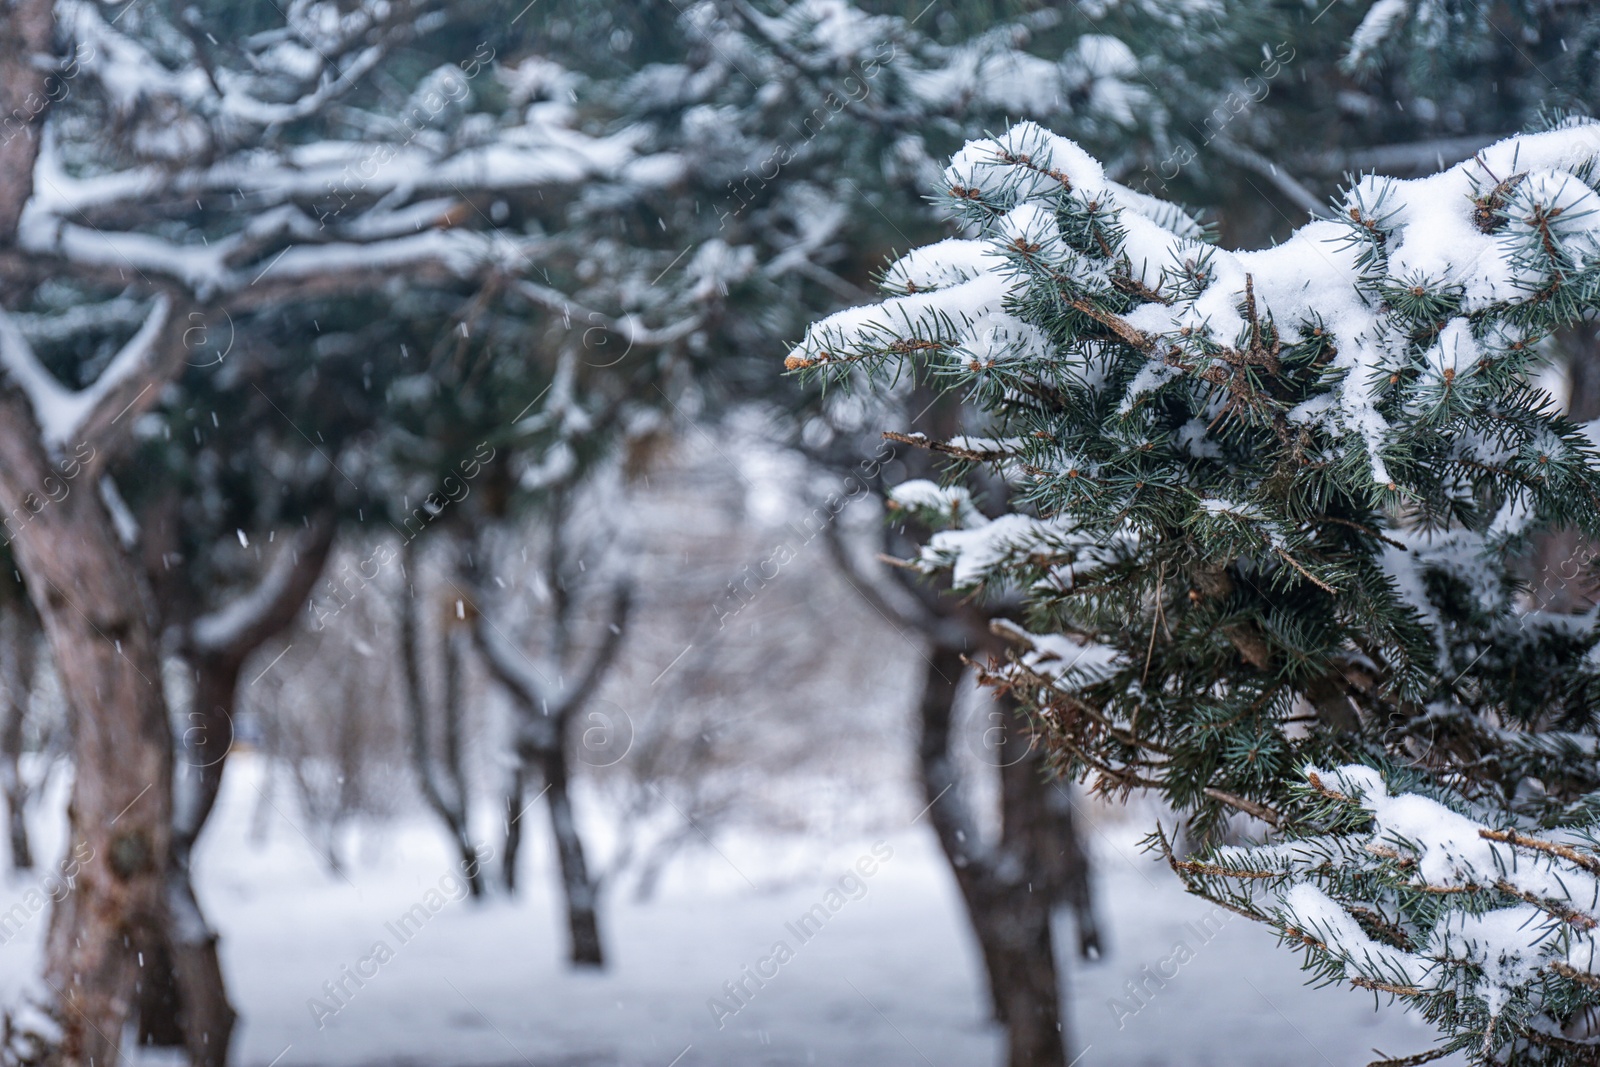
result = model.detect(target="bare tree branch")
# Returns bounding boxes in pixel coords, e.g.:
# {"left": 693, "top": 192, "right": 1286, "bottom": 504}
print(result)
{"left": 1209, "top": 135, "right": 1328, "bottom": 219}
{"left": 188, "top": 508, "right": 338, "bottom": 658}
{"left": 552, "top": 580, "right": 633, "bottom": 720}
{"left": 0, "top": 294, "right": 175, "bottom": 457}
{"left": 471, "top": 605, "right": 552, "bottom": 713}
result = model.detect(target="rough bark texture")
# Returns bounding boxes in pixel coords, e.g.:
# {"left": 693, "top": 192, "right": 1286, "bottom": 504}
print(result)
{"left": 0, "top": 403, "right": 175, "bottom": 1067}
{"left": 916, "top": 645, "right": 1069, "bottom": 1067}
{"left": 0, "top": 0, "right": 52, "bottom": 242}
{"left": 1, "top": 12, "right": 184, "bottom": 1059}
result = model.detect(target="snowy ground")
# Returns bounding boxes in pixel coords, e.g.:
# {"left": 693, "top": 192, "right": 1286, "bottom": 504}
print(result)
{"left": 0, "top": 755, "right": 1460, "bottom": 1067}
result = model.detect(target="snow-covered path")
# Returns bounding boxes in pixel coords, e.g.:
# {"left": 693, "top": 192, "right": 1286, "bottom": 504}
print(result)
{"left": 0, "top": 755, "right": 1456, "bottom": 1066}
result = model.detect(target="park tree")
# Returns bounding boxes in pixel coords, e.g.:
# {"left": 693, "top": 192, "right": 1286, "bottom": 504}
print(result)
{"left": 0, "top": 0, "right": 673, "bottom": 1060}
{"left": 787, "top": 115, "right": 1600, "bottom": 1064}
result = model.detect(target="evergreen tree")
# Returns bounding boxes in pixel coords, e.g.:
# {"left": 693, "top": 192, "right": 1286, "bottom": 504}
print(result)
{"left": 788, "top": 117, "right": 1600, "bottom": 1064}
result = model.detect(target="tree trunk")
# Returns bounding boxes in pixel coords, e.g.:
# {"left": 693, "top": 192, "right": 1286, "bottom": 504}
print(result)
{"left": 631, "top": 825, "right": 695, "bottom": 904}
{"left": 136, "top": 505, "right": 335, "bottom": 1064}
{"left": 915, "top": 645, "right": 1068, "bottom": 1067}
{"left": 1530, "top": 338, "right": 1600, "bottom": 611}
{"left": 1038, "top": 772, "right": 1101, "bottom": 960}
{"left": 0, "top": 426, "right": 175, "bottom": 1067}
{"left": 397, "top": 551, "right": 485, "bottom": 898}
{"left": 538, "top": 742, "right": 603, "bottom": 966}
{"left": 0, "top": 594, "right": 38, "bottom": 871}
{"left": 3, "top": 9, "right": 176, "bottom": 1058}
{"left": 995, "top": 697, "right": 1102, "bottom": 960}
{"left": 0, "top": 0, "right": 56, "bottom": 888}
{"left": 466, "top": 547, "right": 627, "bottom": 964}
{"left": 137, "top": 653, "right": 239, "bottom": 1065}
{"left": 966, "top": 881, "right": 1065, "bottom": 1065}
{"left": 0, "top": 0, "right": 51, "bottom": 241}
{"left": 502, "top": 763, "right": 526, "bottom": 894}
{"left": 162, "top": 873, "right": 234, "bottom": 1067}
{"left": 439, "top": 624, "right": 485, "bottom": 897}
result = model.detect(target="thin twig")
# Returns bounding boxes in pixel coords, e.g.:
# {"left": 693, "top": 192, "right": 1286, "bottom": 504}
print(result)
{"left": 1276, "top": 547, "right": 1338, "bottom": 594}
{"left": 1480, "top": 828, "right": 1600, "bottom": 877}
{"left": 1203, "top": 787, "right": 1282, "bottom": 827}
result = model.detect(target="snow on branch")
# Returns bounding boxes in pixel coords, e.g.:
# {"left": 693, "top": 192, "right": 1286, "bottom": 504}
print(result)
{"left": 787, "top": 118, "right": 1600, "bottom": 1063}
{"left": 514, "top": 280, "right": 704, "bottom": 351}
{"left": 1178, "top": 764, "right": 1600, "bottom": 1060}
{"left": 790, "top": 119, "right": 1600, "bottom": 518}
{"left": 472, "top": 614, "right": 554, "bottom": 714}
{"left": 19, "top": 9, "right": 684, "bottom": 310}
{"left": 61, "top": 0, "right": 421, "bottom": 131}
{"left": 0, "top": 294, "right": 169, "bottom": 449}
{"left": 190, "top": 511, "right": 338, "bottom": 656}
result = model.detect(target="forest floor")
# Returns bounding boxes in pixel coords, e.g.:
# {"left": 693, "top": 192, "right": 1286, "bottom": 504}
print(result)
{"left": 0, "top": 754, "right": 1459, "bottom": 1066}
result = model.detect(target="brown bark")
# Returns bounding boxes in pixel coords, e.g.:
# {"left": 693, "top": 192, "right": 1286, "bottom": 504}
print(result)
{"left": 138, "top": 508, "right": 336, "bottom": 1065}
{"left": 0, "top": 0, "right": 53, "bottom": 243}
{"left": 1, "top": 12, "right": 185, "bottom": 1059}
{"left": 916, "top": 644, "right": 1070, "bottom": 1067}
{"left": 0, "top": 400, "right": 175, "bottom": 1067}
{"left": 0, "top": 0, "right": 54, "bottom": 903}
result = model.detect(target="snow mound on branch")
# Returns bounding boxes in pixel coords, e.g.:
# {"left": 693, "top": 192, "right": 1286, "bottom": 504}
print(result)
{"left": 942, "top": 121, "right": 1107, "bottom": 206}
{"left": 881, "top": 239, "right": 995, "bottom": 292}
{"left": 887, "top": 479, "right": 983, "bottom": 528}
{"left": 1019, "top": 630, "right": 1121, "bottom": 687}
{"left": 1279, "top": 881, "right": 1432, "bottom": 991}
{"left": 1285, "top": 765, "right": 1600, "bottom": 1013}
{"left": 788, "top": 120, "right": 1600, "bottom": 493}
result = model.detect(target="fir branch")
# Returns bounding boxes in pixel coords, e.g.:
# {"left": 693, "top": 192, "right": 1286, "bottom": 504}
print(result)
{"left": 1367, "top": 1045, "right": 1455, "bottom": 1067}
{"left": 1068, "top": 299, "right": 1154, "bottom": 352}
{"left": 882, "top": 429, "right": 1011, "bottom": 462}
{"left": 790, "top": 118, "right": 1600, "bottom": 1065}
{"left": 1276, "top": 547, "right": 1340, "bottom": 594}
{"left": 1478, "top": 828, "right": 1600, "bottom": 878}
{"left": 1551, "top": 962, "right": 1600, "bottom": 990}
{"left": 1202, "top": 787, "right": 1283, "bottom": 826}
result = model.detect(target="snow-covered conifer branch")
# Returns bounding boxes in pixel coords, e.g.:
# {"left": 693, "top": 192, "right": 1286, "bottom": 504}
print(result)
{"left": 789, "top": 118, "right": 1600, "bottom": 1063}
{"left": 1176, "top": 764, "right": 1600, "bottom": 1063}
